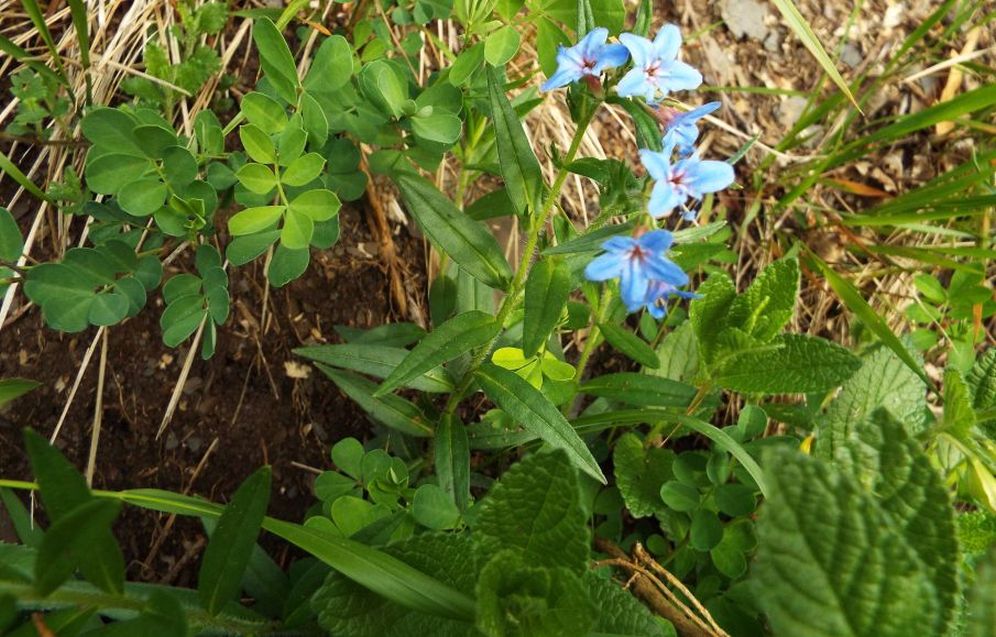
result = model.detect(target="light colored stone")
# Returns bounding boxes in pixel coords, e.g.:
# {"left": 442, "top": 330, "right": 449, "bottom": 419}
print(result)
{"left": 722, "top": 0, "right": 770, "bottom": 41}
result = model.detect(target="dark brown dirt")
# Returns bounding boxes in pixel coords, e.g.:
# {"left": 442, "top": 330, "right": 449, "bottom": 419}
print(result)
{"left": 0, "top": 201, "right": 427, "bottom": 586}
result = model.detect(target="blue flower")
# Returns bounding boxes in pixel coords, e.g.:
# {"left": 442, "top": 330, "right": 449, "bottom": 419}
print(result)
{"left": 584, "top": 230, "right": 688, "bottom": 312}
{"left": 659, "top": 101, "right": 721, "bottom": 155}
{"left": 541, "top": 28, "right": 630, "bottom": 91}
{"left": 616, "top": 25, "right": 703, "bottom": 103}
{"left": 641, "top": 279, "right": 699, "bottom": 319}
{"left": 640, "top": 147, "right": 735, "bottom": 219}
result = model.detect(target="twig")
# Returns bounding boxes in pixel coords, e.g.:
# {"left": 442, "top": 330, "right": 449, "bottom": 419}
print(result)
{"left": 85, "top": 328, "right": 109, "bottom": 486}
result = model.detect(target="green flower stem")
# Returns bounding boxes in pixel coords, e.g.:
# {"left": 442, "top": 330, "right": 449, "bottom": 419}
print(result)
{"left": 444, "top": 107, "right": 596, "bottom": 415}
{"left": 0, "top": 581, "right": 280, "bottom": 635}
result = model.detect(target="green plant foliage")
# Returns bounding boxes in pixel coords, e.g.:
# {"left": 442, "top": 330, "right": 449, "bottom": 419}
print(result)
{"left": 160, "top": 244, "right": 229, "bottom": 358}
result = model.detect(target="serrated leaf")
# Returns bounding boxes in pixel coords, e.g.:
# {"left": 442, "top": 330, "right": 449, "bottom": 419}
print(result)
{"left": 834, "top": 410, "right": 958, "bottom": 633}
{"left": 815, "top": 344, "right": 927, "bottom": 458}
{"left": 198, "top": 467, "right": 271, "bottom": 615}
{"left": 689, "top": 272, "right": 737, "bottom": 365}
{"left": 295, "top": 343, "right": 453, "bottom": 393}
{"left": 395, "top": 173, "right": 512, "bottom": 290}
{"left": 967, "top": 348, "right": 996, "bottom": 410}
{"left": 375, "top": 311, "right": 497, "bottom": 396}
{"left": 726, "top": 257, "right": 798, "bottom": 343}
{"left": 613, "top": 433, "right": 674, "bottom": 518}
{"left": 650, "top": 320, "right": 699, "bottom": 383}
{"left": 522, "top": 256, "right": 570, "bottom": 356}
{"left": 486, "top": 66, "right": 543, "bottom": 215}
{"left": 476, "top": 450, "right": 589, "bottom": 571}
{"left": 753, "top": 447, "right": 940, "bottom": 637}
{"left": 476, "top": 551, "right": 594, "bottom": 637}
{"left": 475, "top": 364, "right": 605, "bottom": 483}
{"left": 585, "top": 571, "right": 669, "bottom": 636}
{"left": 967, "top": 548, "right": 996, "bottom": 637}
{"left": 599, "top": 323, "right": 660, "bottom": 369}
{"left": 713, "top": 334, "right": 861, "bottom": 394}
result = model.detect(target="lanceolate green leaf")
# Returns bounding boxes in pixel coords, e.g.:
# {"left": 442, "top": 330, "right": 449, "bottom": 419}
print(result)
{"left": 316, "top": 366, "right": 432, "bottom": 437}
{"left": 806, "top": 250, "right": 929, "bottom": 385}
{"left": 522, "top": 256, "right": 570, "bottom": 356}
{"left": 198, "top": 467, "right": 272, "bottom": 615}
{"left": 598, "top": 323, "right": 660, "bottom": 369}
{"left": 754, "top": 448, "right": 940, "bottom": 637}
{"left": 375, "top": 311, "right": 497, "bottom": 397}
{"left": 435, "top": 414, "right": 471, "bottom": 512}
{"left": 475, "top": 363, "right": 605, "bottom": 483}
{"left": 395, "top": 173, "right": 513, "bottom": 290}
{"left": 60, "top": 487, "right": 477, "bottom": 622}
{"left": 34, "top": 499, "right": 123, "bottom": 596}
{"left": 0, "top": 378, "right": 39, "bottom": 407}
{"left": 486, "top": 66, "right": 544, "bottom": 215}
{"left": 580, "top": 373, "right": 696, "bottom": 408}
{"left": 295, "top": 344, "right": 453, "bottom": 393}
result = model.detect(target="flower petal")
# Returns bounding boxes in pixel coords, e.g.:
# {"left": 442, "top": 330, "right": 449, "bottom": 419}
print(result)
{"left": 639, "top": 149, "right": 671, "bottom": 181}
{"left": 619, "top": 33, "right": 654, "bottom": 67}
{"left": 601, "top": 235, "right": 636, "bottom": 252}
{"left": 596, "top": 43, "right": 630, "bottom": 71}
{"left": 584, "top": 252, "right": 625, "bottom": 281}
{"left": 644, "top": 255, "right": 689, "bottom": 286}
{"left": 660, "top": 60, "right": 703, "bottom": 93}
{"left": 578, "top": 27, "right": 609, "bottom": 59}
{"left": 647, "top": 180, "right": 685, "bottom": 218}
{"left": 682, "top": 101, "right": 722, "bottom": 121}
{"left": 541, "top": 65, "right": 581, "bottom": 91}
{"left": 637, "top": 229, "right": 674, "bottom": 252}
{"left": 615, "top": 68, "right": 650, "bottom": 98}
{"left": 653, "top": 24, "right": 682, "bottom": 61}
{"left": 685, "top": 159, "right": 735, "bottom": 195}
{"left": 620, "top": 260, "right": 650, "bottom": 310}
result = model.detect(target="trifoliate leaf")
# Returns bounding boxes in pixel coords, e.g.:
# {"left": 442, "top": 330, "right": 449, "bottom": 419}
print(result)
{"left": 475, "top": 450, "right": 589, "bottom": 573}
{"left": 754, "top": 447, "right": 940, "bottom": 637}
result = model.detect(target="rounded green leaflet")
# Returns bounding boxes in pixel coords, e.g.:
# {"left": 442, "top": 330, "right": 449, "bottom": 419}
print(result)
{"left": 194, "top": 110, "right": 224, "bottom": 155}
{"left": 239, "top": 124, "right": 276, "bottom": 164}
{"left": 240, "top": 91, "right": 288, "bottom": 134}
{"left": 0, "top": 208, "right": 23, "bottom": 261}
{"left": 331, "top": 438, "right": 365, "bottom": 479}
{"left": 117, "top": 178, "right": 168, "bottom": 216}
{"left": 410, "top": 112, "right": 462, "bottom": 145}
{"left": 289, "top": 189, "right": 340, "bottom": 222}
{"left": 162, "top": 146, "right": 198, "bottom": 188}
{"left": 281, "top": 208, "right": 314, "bottom": 250}
{"left": 161, "top": 294, "right": 209, "bottom": 347}
{"left": 235, "top": 163, "right": 277, "bottom": 194}
{"left": 690, "top": 509, "right": 724, "bottom": 551}
{"left": 251, "top": 18, "right": 299, "bottom": 104}
{"left": 411, "top": 484, "right": 460, "bottom": 530}
{"left": 660, "top": 481, "right": 699, "bottom": 513}
{"left": 277, "top": 120, "right": 308, "bottom": 166}
{"left": 303, "top": 35, "right": 353, "bottom": 92}
{"left": 84, "top": 154, "right": 150, "bottom": 194}
{"left": 228, "top": 205, "right": 285, "bottom": 236}
{"left": 484, "top": 26, "right": 520, "bottom": 66}
{"left": 268, "top": 244, "right": 309, "bottom": 288}
{"left": 88, "top": 290, "right": 131, "bottom": 326}
{"left": 281, "top": 152, "right": 326, "bottom": 187}
{"left": 80, "top": 107, "right": 143, "bottom": 156}
{"left": 114, "top": 276, "right": 148, "bottom": 316}
{"left": 300, "top": 91, "right": 329, "bottom": 147}
{"left": 714, "top": 483, "right": 756, "bottom": 517}
{"left": 133, "top": 124, "right": 178, "bottom": 158}
{"left": 226, "top": 230, "right": 281, "bottom": 266}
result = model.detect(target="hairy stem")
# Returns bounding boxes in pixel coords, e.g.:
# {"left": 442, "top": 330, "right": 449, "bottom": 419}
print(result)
{"left": 444, "top": 108, "right": 595, "bottom": 414}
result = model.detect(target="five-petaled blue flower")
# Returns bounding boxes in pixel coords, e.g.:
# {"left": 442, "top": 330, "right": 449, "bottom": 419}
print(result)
{"left": 640, "top": 146, "right": 735, "bottom": 219}
{"left": 641, "top": 279, "right": 700, "bottom": 319}
{"left": 584, "top": 230, "right": 689, "bottom": 313}
{"left": 659, "top": 101, "right": 721, "bottom": 155}
{"left": 616, "top": 25, "right": 702, "bottom": 103}
{"left": 541, "top": 28, "right": 630, "bottom": 92}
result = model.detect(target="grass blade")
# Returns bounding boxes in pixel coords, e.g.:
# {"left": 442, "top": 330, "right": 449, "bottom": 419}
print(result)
{"left": 0, "top": 147, "right": 52, "bottom": 203}
{"left": 66, "top": 0, "right": 92, "bottom": 103}
{"left": 18, "top": 0, "right": 70, "bottom": 88}
{"left": 769, "top": 0, "right": 859, "bottom": 110}
{"left": 675, "top": 415, "right": 768, "bottom": 497}
{"left": 804, "top": 248, "right": 929, "bottom": 386}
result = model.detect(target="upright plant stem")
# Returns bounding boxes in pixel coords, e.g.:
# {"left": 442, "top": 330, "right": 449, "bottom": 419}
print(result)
{"left": 444, "top": 108, "right": 595, "bottom": 414}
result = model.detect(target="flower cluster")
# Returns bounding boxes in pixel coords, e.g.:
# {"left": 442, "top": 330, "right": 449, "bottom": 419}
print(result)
{"left": 544, "top": 24, "right": 733, "bottom": 317}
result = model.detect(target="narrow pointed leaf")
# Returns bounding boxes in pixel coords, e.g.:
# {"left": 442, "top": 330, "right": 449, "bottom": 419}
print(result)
{"left": 486, "top": 66, "right": 544, "bottom": 215}
{"left": 522, "top": 257, "right": 570, "bottom": 356}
